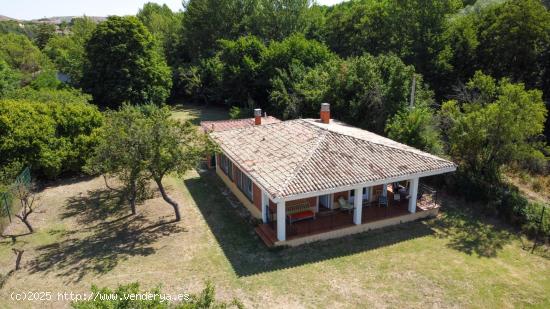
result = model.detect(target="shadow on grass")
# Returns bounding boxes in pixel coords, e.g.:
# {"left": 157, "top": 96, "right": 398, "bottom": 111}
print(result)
{"left": 62, "top": 188, "right": 128, "bottom": 225}
{"left": 427, "top": 197, "right": 515, "bottom": 258}
{"left": 28, "top": 191, "right": 184, "bottom": 283}
{"left": 185, "top": 171, "right": 435, "bottom": 277}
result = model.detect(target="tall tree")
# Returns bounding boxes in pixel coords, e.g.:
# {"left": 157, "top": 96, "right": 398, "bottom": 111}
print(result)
{"left": 44, "top": 17, "right": 96, "bottom": 87}
{"left": 34, "top": 23, "right": 56, "bottom": 49}
{"left": 82, "top": 16, "right": 172, "bottom": 107}
{"left": 0, "top": 59, "right": 20, "bottom": 96}
{"left": 139, "top": 105, "right": 209, "bottom": 222}
{"left": 180, "top": 0, "right": 256, "bottom": 61}
{"left": 87, "top": 106, "right": 150, "bottom": 215}
{"left": 137, "top": 3, "right": 183, "bottom": 67}
{"left": 440, "top": 71, "right": 548, "bottom": 181}
{"left": 0, "top": 33, "right": 55, "bottom": 87}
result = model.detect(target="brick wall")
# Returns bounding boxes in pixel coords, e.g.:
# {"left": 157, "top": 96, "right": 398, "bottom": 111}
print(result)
{"left": 287, "top": 197, "right": 317, "bottom": 209}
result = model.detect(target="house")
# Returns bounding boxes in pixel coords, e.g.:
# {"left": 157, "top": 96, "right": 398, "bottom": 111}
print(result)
{"left": 202, "top": 103, "right": 456, "bottom": 247}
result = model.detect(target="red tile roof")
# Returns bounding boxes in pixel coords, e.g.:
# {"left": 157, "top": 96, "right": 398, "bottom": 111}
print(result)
{"left": 210, "top": 119, "right": 456, "bottom": 199}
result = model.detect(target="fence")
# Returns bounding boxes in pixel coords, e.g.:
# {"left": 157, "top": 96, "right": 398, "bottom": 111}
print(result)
{"left": 0, "top": 167, "right": 31, "bottom": 233}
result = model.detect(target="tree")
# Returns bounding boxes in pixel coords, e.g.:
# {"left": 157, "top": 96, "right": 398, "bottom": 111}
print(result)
{"left": 217, "top": 36, "right": 267, "bottom": 105}
{"left": 139, "top": 105, "right": 209, "bottom": 222}
{"left": 86, "top": 106, "right": 150, "bottom": 215}
{"left": 275, "top": 53, "right": 433, "bottom": 133}
{"left": 180, "top": 0, "right": 256, "bottom": 61}
{"left": 248, "top": 0, "right": 316, "bottom": 41}
{"left": 11, "top": 182, "right": 38, "bottom": 234}
{"left": 0, "top": 59, "right": 20, "bottom": 96}
{"left": 440, "top": 71, "right": 548, "bottom": 181}
{"left": 0, "top": 93, "right": 103, "bottom": 178}
{"left": 82, "top": 16, "right": 172, "bottom": 107}
{"left": 438, "top": 0, "right": 550, "bottom": 100}
{"left": 0, "top": 33, "right": 55, "bottom": 86}
{"left": 385, "top": 105, "right": 443, "bottom": 154}
{"left": 324, "top": 0, "right": 462, "bottom": 89}
{"left": 34, "top": 23, "right": 56, "bottom": 49}
{"left": 137, "top": 3, "right": 183, "bottom": 67}
{"left": 44, "top": 17, "right": 96, "bottom": 87}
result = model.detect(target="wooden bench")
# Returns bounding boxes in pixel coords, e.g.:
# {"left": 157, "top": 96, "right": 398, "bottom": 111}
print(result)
{"left": 286, "top": 202, "right": 315, "bottom": 223}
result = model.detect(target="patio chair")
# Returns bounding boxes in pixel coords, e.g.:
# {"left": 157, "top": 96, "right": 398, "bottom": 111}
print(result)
{"left": 393, "top": 193, "right": 401, "bottom": 201}
{"left": 378, "top": 195, "right": 388, "bottom": 208}
{"left": 338, "top": 197, "right": 354, "bottom": 213}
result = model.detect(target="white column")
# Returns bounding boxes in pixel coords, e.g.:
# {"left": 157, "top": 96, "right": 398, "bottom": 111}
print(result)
{"left": 276, "top": 201, "right": 286, "bottom": 241}
{"left": 408, "top": 177, "right": 419, "bottom": 213}
{"left": 353, "top": 187, "right": 363, "bottom": 225}
{"left": 261, "top": 191, "right": 268, "bottom": 223}
{"left": 382, "top": 183, "right": 387, "bottom": 197}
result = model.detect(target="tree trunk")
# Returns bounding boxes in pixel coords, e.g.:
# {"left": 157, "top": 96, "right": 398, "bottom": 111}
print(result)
{"left": 15, "top": 214, "right": 33, "bottom": 233}
{"left": 12, "top": 249, "right": 24, "bottom": 270}
{"left": 154, "top": 178, "right": 181, "bottom": 221}
{"left": 128, "top": 181, "right": 137, "bottom": 215}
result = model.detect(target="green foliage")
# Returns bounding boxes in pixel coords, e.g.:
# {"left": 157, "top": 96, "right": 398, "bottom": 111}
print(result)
{"left": 218, "top": 36, "right": 267, "bottom": 105}
{"left": 0, "top": 33, "right": 55, "bottom": 86}
{"left": 71, "top": 282, "right": 242, "bottom": 309}
{"left": 0, "top": 92, "right": 103, "bottom": 178}
{"left": 82, "top": 16, "right": 172, "bottom": 107}
{"left": 441, "top": 72, "right": 548, "bottom": 181}
{"left": 33, "top": 23, "right": 56, "bottom": 49}
{"left": 273, "top": 53, "right": 432, "bottom": 133}
{"left": 324, "top": 0, "right": 463, "bottom": 88}
{"left": 248, "top": 0, "right": 318, "bottom": 41}
{"left": 86, "top": 105, "right": 151, "bottom": 214}
{"left": 88, "top": 104, "right": 209, "bottom": 220}
{"left": 440, "top": 0, "right": 550, "bottom": 97}
{"left": 229, "top": 106, "right": 244, "bottom": 119}
{"left": 0, "top": 59, "right": 20, "bottom": 96}
{"left": 137, "top": 2, "right": 183, "bottom": 67}
{"left": 386, "top": 105, "right": 443, "bottom": 154}
{"left": 181, "top": 0, "right": 256, "bottom": 60}
{"left": 176, "top": 57, "right": 224, "bottom": 103}
{"left": 3, "top": 87, "right": 91, "bottom": 104}
{"left": 44, "top": 17, "right": 96, "bottom": 87}
{"left": 522, "top": 202, "right": 550, "bottom": 239}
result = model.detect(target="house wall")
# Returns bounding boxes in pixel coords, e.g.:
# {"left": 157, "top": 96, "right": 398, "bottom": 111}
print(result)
{"left": 215, "top": 159, "right": 262, "bottom": 219}
{"left": 287, "top": 196, "right": 317, "bottom": 210}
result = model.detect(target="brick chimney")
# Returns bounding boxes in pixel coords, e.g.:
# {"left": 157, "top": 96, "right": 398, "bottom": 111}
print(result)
{"left": 254, "top": 108, "right": 262, "bottom": 125}
{"left": 320, "top": 103, "right": 330, "bottom": 124}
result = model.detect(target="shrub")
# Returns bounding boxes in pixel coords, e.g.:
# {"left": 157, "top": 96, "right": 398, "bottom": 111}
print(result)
{"left": 71, "top": 282, "right": 242, "bottom": 309}
{"left": 522, "top": 202, "right": 550, "bottom": 240}
{"left": 0, "top": 95, "right": 103, "bottom": 178}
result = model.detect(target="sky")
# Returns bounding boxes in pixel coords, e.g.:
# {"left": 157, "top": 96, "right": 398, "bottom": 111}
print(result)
{"left": 1, "top": 0, "right": 346, "bottom": 20}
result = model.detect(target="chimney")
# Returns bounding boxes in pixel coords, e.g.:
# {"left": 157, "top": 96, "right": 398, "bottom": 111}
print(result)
{"left": 254, "top": 108, "right": 262, "bottom": 125}
{"left": 320, "top": 103, "right": 330, "bottom": 124}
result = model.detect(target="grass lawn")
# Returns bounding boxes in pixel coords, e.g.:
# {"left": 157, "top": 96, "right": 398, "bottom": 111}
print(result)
{"left": 0, "top": 103, "right": 549, "bottom": 308}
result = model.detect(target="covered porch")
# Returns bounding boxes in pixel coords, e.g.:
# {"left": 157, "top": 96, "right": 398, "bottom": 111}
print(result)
{"left": 255, "top": 180, "right": 439, "bottom": 247}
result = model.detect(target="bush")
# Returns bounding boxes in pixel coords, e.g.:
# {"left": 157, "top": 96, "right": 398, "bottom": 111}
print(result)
{"left": 71, "top": 282, "right": 242, "bottom": 309}
{"left": 522, "top": 202, "right": 550, "bottom": 240}
{"left": 0, "top": 94, "right": 103, "bottom": 178}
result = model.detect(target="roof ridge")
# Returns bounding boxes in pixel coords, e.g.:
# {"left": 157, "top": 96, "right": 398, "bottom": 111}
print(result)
{"left": 275, "top": 121, "right": 328, "bottom": 198}
{"left": 303, "top": 119, "right": 453, "bottom": 165}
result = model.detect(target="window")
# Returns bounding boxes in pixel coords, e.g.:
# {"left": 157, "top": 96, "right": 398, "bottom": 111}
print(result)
{"left": 236, "top": 168, "right": 253, "bottom": 202}
{"left": 220, "top": 154, "right": 233, "bottom": 179}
